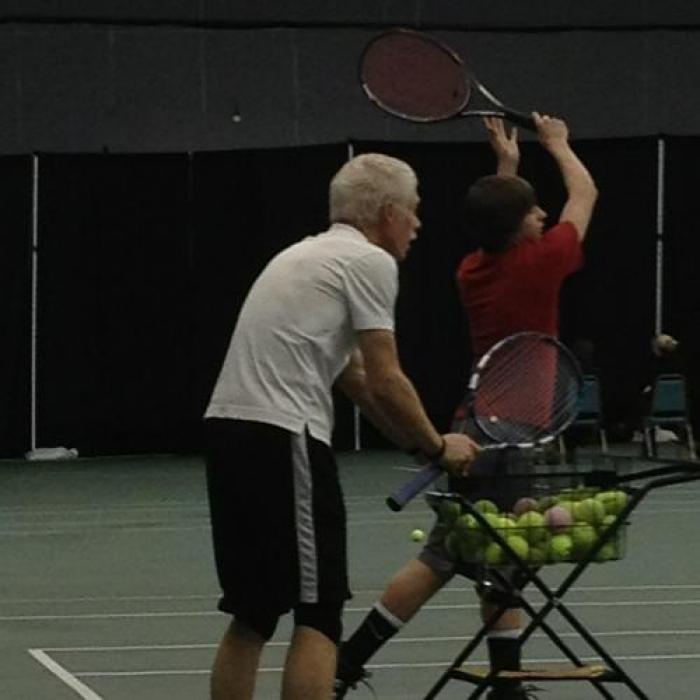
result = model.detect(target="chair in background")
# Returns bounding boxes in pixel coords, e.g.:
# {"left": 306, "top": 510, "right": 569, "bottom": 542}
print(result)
{"left": 642, "top": 373, "right": 697, "bottom": 460}
{"left": 559, "top": 374, "right": 608, "bottom": 459}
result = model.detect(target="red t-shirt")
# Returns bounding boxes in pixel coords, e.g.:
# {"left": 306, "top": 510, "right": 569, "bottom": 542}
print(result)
{"left": 456, "top": 221, "right": 582, "bottom": 358}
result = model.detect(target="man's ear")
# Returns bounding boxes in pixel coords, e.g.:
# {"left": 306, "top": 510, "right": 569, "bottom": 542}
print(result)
{"left": 382, "top": 201, "right": 397, "bottom": 223}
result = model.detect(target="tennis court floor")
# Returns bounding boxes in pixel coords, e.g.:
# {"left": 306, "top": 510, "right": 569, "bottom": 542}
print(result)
{"left": 2, "top": 448, "right": 700, "bottom": 699}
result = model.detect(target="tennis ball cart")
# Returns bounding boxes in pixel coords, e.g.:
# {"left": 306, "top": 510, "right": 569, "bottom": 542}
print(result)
{"left": 420, "top": 455, "right": 700, "bottom": 700}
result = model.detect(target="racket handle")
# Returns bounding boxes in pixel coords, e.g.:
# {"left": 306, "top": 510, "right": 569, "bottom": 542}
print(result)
{"left": 386, "top": 464, "right": 443, "bottom": 512}
{"left": 503, "top": 108, "right": 536, "bottom": 131}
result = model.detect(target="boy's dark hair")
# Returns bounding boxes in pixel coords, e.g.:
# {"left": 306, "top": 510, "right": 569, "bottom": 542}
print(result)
{"left": 466, "top": 175, "right": 537, "bottom": 254}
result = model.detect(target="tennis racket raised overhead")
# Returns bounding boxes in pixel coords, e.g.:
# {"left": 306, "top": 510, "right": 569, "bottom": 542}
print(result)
{"left": 360, "top": 28, "right": 535, "bottom": 130}
{"left": 386, "top": 332, "right": 582, "bottom": 511}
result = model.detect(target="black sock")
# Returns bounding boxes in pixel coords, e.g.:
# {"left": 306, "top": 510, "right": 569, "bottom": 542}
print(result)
{"left": 487, "top": 635, "right": 521, "bottom": 689}
{"left": 337, "top": 604, "right": 402, "bottom": 681}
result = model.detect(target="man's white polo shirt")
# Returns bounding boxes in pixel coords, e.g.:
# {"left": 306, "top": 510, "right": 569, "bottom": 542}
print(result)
{"left": 205, "top": 223, "right": 397, "bottom": 446}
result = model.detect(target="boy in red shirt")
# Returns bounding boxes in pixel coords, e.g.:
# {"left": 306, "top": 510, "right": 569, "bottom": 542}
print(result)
{"left": 335, "top": 114, "right": 597, "bottom": 700}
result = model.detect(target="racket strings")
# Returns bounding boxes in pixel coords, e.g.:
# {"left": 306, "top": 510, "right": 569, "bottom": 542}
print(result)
{"left": 361, "top": 32, "right": 468, "bottom": 120}
{"left": 474, "top": 337, "right": 579, "bottom": 444}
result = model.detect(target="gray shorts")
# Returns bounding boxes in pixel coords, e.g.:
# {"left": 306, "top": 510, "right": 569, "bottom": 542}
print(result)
{"left": 418, "top": 446, "right": 534, "bottom": 592}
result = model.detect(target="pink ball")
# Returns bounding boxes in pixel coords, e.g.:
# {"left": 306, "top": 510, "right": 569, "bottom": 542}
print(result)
{"left": 513, "top": 497, "right": 538, "bottom": 517}
{"left": 545, "top": 505, "right": 573, "bottom": 531}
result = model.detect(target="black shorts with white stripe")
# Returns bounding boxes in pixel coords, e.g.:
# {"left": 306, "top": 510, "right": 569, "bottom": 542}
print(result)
{"left": 204, "top": 418, "right": 351, "bottom": 621}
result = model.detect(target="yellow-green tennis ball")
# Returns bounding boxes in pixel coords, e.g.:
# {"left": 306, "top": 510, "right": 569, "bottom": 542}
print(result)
{"left": 505, "top": 535, "right": 529, "bottom": 561}
{"left": 481, "top": 512, "right": 502, "bottom": 533}
{"left": 411, "top": 528, "right": 426, "bottom": 543}
{"left": 455, "top": 513, "right": 477, "bottom": 536}
{"left": 438, "top": 500, "right": 462, "bottom": 526}
{"left": 596, "top": 541, "right": 618, "bottom": 562}
{"left": 572, "top": 498, "right": 606, "bottom": 526}
{"left": 516, "top": 510, "right": 547, "bottom": 544}
{"left": 571, "top": 523, "right": 598, "bottom": 556}
{"left": 474, "top": 499, "right": 499, "bottom": 515}
{"left": 484, "top": 542, "right": 504, "bottom": 565}
{"left": 455, "top": 514, "right": 487, "bottom": 549}
{"left": 528, "top": 545, "right": 549, "bottom": 565}
{"left": 537, "top": 495, "right": 558, "bottom": 512}
{"left": 598, "top": 513, "right": 618, "bottom": 533}
{"left": 497, "top": 516, "right": 518, "bottom": 535}
{"left": 549, "top": 534, "right": 573, "bottom": 562}
{"left": 557, "top": 500, "right": 576, "bottom": 516}
{"left": 595, "top": 490, "right": 628, "bottom": 516}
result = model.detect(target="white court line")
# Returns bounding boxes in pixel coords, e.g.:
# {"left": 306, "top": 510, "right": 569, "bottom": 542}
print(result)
{"left": 69, "top": 652, "right": 700, "bottom": 677}
{"left": 3, "top": 582, "right": 700, "bottom": 605}
{"left": 28, "top": 649, "right": 103, "bottom": 699}
{"left": 0, "top": 524, "right": 210, "bottom": 537}
{"left": 39, "top": 628, "right": 700, "bottom": 652}
{"left": 3, "top": 506, "right": 700, "bottom": 536}
{"left": 6, "top": 598, "right": 700, "bottom": 621}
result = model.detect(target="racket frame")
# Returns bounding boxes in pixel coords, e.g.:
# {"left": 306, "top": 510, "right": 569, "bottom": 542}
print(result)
{"left": 359, "top": 28, "right": 536, "bottom": 130}
{"left": 386, "top": 332, "right": 583, "bottom": 511}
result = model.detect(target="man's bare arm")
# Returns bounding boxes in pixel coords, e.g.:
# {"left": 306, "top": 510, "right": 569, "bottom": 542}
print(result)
{"left": 343, "top": 329, "right": 479, "bottom": 475}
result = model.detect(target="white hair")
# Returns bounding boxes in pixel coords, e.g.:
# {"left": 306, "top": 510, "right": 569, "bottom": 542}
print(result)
{"left": 329, "top": 153, "right": 418, "bottom": 229}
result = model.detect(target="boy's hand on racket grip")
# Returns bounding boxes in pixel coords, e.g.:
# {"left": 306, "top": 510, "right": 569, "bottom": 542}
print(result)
{"left": 533, "top": 112, "right": 569, "bottom": 146}
{"left": 438, "top": 433, "right": 481, "bottom": 477}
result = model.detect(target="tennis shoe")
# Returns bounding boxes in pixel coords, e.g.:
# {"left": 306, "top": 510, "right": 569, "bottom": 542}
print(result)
{"left": 332, "top": 671, "right": 377, "bottom": 700}
{"left": 486, "top": 683, "right": 541, "bottom": 699}
{"left": 332, "top": 665, "right": 374, "bottom": 699}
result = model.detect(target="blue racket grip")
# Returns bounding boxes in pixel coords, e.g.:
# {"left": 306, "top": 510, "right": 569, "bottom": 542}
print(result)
{"left": 386, "top": 464, "right": 443, "bottom": 511}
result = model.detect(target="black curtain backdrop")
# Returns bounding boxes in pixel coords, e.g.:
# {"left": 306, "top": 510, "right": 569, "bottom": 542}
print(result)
{"left": 0, "top": 156, "right": 31, "bottom": 457}
{"left": 558, "top": 139, "right": 658, "bottom": 436}
{"left": 664, "top": 137, "right": 700, "bottom": 429}
{"left": 0, "top": 138, "right": 695, "bottom": 457}
{"left": 189, "top": 145, "right": 355, "bottom": 448}
{"left": 354, "top": 138, "right": 659, "bottom": 444}
{"left": 353, "top": 140, "right": 494, "bottom": 446}
{"left": 36, "top": 154, "right": 193, "bottom": 454}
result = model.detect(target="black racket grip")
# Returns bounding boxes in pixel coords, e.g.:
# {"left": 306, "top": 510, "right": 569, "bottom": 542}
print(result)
{"left": 386, "top": 464, "right": 443, "bottom": 511}
{"left": 503, "top": 108, "right": 536, "bottom": 131}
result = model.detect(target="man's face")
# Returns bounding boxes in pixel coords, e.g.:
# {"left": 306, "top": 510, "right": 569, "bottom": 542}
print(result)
{"left": 379, "top": 196, "right": 422, "bottom": 260}
{"left": 517, "top": 205, "right": 547, "bottom": 241}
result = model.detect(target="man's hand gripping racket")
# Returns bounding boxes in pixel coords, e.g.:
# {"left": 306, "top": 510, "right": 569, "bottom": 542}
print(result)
{"left": 386, "top": 332, "right": 582, "bottom": 511}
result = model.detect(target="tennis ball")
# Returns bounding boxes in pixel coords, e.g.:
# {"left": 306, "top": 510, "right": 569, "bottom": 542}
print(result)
{"left": 556, "top": 499, "right": 576, "bottom": 516}
{"left": 537, "top": 495, "right": 559, "bottom": 512}
{"left": 595, "top": 490, "right": 628, "bottom": 516}
{"left": 545, "top": 505, "right": 573, "bottom": 532}
{"left": 455, "top": 514, "right": 487, "bottom": 549}
{"left": 438, "top": 500, "right": 462, "bottom": 526}
{"left": 481, "top": 512, "right": 502, "bottom": 532}
{"left": 513, "top": 497, "right": 539, "bottom": 517}
{"left": 505, "top": 535, "right": 529, "bottom": 561}
{"left": 549, "top": 534, "right": 573, "bottom": 562}
{"left": 411, "top": 528, "right": 426, "bottom": 543}
{"left": 474, "top": 499, "right": 499, "bottom": 515}
{"left": 571, "top": 522, "right": 598, "bottom": 557}
{"left": 455, "top": 513, "right": 477, "bottom": 535}
{"left": 497, "top": 516, "right": 518, "bottom": 532}
{"left": 528, "top": 545, "right": 549, "bottom": 565}
{"left": 516, "top": 510, "right": 548, "bottom": 545}
{"left": 598, "top": 513, "right": 618, "bottom": 533}
{"left": 484, "top": 542, "right": 504, "bottom": 565}
{"left": 596, "top": 541, "right": 618, "bottom": 562}
{"left": 572, "top": 498, "right": 606, "bottom": 526}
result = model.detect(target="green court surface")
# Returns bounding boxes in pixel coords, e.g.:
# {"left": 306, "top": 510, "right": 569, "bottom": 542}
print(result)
{"left": 1, "top": 448, "right": 700, "bottom": 699}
